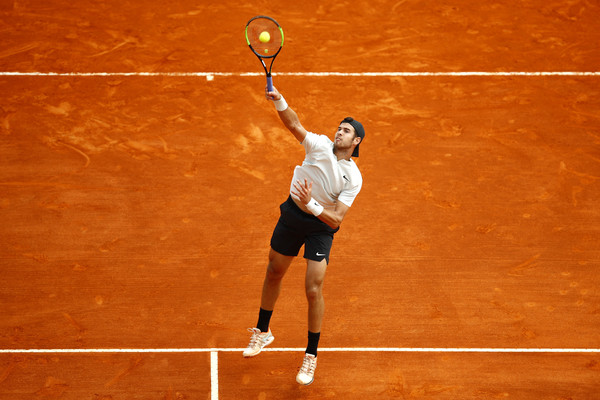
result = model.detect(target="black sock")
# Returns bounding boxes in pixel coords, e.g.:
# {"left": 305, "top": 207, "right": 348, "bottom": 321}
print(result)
{"left": 256, "top": 308, "right": 273, "bottom": 333}
{"left": 306, "top": 331, "right": 320, "bottom": 356}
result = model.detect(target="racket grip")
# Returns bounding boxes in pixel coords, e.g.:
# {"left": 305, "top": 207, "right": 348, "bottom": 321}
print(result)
{"left": 266, "top": 75, "right": 274, "bottom": 92}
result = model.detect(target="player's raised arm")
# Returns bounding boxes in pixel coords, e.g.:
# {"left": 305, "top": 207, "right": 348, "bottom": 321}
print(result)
{"left": 266, "top": 86, "right": 308, "bottom": 143}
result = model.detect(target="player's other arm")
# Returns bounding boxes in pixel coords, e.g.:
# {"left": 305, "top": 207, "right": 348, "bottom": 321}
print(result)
{"left": 292, "top": 179, "right": 351, "bottom": 229}
{"left": 318, "top": 201, "right": 350, "bottom": 229}
{"left": 266, "top": 86, "right": 307, "bottom": 143}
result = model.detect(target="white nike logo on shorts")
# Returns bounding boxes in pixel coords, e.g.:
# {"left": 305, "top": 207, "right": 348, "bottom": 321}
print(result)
{"left": 316, "top": 253, "right": 325, "bottom": 256}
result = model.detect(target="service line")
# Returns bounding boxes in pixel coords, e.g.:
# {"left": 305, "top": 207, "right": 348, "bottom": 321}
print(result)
{"left": 0, "top": 71, "right": 599, "bottom": 77}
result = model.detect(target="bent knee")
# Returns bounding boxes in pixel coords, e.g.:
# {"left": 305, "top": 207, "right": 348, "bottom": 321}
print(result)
{"left": 266, "top": 262, "right": 286, "bottom": 281}
{"left": 305, "top": 284, "right": 323, "bottom": 303}
{"left": 265, "top": 250, "right": 293, "bottom": 281}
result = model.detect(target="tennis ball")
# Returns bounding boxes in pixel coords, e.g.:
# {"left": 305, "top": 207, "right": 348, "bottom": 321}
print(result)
{"left": 259, "top": 31, "right": 270, "bottom": 43}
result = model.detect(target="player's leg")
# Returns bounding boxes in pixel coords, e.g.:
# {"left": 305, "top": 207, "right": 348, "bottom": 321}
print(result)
{"left": 243, "top": 248, "right": 294, "bottom": 358}
{"left": 260, "top": 248, "right": 294, "bottom": 313}
{"left": 261, "top": 197, "right": 304, "bottom": 316}
{"left": 245, "top": 197, "right": 304, "bottom": 358}
{"left": 296, "top": 258, "right": 327, "bottom": 385}
{"left": 305, "top": 258, "right": 328, "bottom": 335}
{"left": 302, "top": 230, "right": 334, "bottom": 340}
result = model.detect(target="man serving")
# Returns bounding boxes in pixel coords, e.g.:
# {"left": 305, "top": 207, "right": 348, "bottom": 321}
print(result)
{"left": 243, "top": 85, "right": 365, "bottom": 386}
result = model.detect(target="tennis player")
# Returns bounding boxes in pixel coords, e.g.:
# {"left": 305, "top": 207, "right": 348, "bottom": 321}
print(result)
{"left": 243, "top": 85, "right": 364, "bottom": 386}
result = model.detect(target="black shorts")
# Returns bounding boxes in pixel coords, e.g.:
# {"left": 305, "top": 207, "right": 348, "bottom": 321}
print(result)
{"left": 270, "top": 196, "right": 340, "bottom": 264}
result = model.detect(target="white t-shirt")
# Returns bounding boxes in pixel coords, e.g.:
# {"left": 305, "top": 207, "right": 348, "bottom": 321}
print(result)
{"left": 290, "top": 132, "right": 362, "bottom": 210}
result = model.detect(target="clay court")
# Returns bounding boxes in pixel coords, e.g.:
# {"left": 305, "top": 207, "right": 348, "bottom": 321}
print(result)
{"left": 1, "top": 0, "right": 599, "bottom": 399}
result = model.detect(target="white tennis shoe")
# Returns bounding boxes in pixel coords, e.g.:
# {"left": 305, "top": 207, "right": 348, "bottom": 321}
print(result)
{"left": 296, "top": 353, "right": 317, "bottom": 385}
{"left": 243, "top": 328, "right": 274, "bottom": 358}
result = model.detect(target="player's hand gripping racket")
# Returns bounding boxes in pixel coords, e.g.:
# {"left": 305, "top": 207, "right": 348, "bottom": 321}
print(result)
{"left": 245, "top": 15, "right": 284, "bottom": 92}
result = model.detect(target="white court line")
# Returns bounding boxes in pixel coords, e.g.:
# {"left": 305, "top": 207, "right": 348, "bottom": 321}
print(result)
{"left": 0, "top": 71, "right": 599, "bottom": 77}
{"left": 4, "top": 347, "right": 597, "bottom": 400}
{"left": 210, "top": 351, "right": 218, "bottom": 400}
{"left": 1, "top": 347, "right": 599, "bottom": 353}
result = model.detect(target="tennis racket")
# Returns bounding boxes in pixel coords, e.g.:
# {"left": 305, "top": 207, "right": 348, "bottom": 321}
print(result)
{"left": 245, "top": 15, "right": 284, "bottom": 92}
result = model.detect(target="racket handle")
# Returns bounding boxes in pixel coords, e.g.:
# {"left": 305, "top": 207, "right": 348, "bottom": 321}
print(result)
{"left": 266, "top": 75, "right": 274, "bottom": 92}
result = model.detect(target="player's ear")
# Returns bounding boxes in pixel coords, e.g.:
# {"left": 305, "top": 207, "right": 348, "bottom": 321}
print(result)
{"left": 353, "top": 136, "right": 362, "bottom": 146}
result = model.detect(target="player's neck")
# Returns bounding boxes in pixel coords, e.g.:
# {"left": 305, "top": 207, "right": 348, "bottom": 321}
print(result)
{"left": 333, "top": 147, "right": 352, "bottom": 161}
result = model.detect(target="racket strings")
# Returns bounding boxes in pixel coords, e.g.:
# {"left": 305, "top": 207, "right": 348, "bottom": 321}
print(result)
{"left": 246, "top": 19, "right": 282, "bottom": 57}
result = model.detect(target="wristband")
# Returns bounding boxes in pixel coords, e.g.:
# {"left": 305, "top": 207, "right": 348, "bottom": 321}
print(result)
{"left": 305, "top": 198, "right": 324, "bottom": 216}
{"left": 273, "top": 96, "right": 288, "bottom": 112}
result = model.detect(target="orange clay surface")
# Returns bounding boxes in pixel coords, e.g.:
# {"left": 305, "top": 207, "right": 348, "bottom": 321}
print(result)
{"left": 1, "top": 0, "right": 599, "bottom": 399}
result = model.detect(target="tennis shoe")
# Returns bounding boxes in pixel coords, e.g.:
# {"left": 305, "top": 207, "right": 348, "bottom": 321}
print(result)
{"left": 296, "top": 353, "right": 317, "bottom": 385}
{"left": 243, "top": 328, "right": 274, "bottom": 357}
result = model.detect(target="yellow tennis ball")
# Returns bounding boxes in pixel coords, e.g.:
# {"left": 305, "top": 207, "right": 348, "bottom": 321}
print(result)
{"left": 259, "top": 31, "right": 270, "bottom": 43}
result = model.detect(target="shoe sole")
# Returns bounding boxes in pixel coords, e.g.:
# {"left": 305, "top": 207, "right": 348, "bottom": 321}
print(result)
{"left": 243, "top": 335, "right": 274, "bottom": 358}
{"left": 296, "top": 377, "right": 314, "bottom": 385}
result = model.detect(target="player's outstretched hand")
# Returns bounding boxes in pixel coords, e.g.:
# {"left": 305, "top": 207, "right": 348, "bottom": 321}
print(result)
{"left": 265, "top": 85, "right": 281, "bottom": 101}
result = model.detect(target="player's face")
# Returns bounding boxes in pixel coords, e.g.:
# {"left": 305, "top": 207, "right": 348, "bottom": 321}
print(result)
{"left": 334, "top": 123, "right": 357, "bottom": 151}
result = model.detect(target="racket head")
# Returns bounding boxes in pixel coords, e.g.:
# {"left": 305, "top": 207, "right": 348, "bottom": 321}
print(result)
{"left": 245, "top": 15, "right": 284, "bottom": 59}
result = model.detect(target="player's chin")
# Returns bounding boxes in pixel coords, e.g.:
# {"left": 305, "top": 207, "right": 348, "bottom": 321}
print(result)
{"left": 333, "top": 142, "right": 347, "bottom": 151}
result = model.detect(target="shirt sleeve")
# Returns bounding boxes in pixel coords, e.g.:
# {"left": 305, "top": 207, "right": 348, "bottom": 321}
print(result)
{"left": 337, "top": 178, "right": 362, "bottom": 207}
{"left": 301, "top": 132, "right": 319, "bottom": 153}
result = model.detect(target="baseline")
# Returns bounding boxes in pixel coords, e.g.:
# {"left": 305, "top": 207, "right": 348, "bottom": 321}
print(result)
{"left": 1, "top": 347, "right": 599, "bottom": 354}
